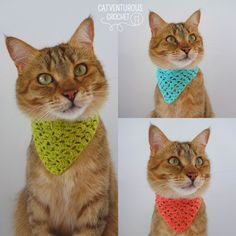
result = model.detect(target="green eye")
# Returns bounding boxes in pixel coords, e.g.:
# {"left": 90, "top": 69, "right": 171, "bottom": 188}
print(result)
{"left": 37, "top": 73, "right": 53, "bottom": 85}
{"left": 189, "top": 34, "right": 196, "bottom": 42}
{"left": 166, "top": 36, "right": 177, "bottom": 44}
{"left": 195, "top": 157, "right": 203, "bottom": 166}
{"left": 74, "top": 63, "right": 87, "bottom": 77}
{"left": 168, "top": 157, "right": 180, "bottom": 166}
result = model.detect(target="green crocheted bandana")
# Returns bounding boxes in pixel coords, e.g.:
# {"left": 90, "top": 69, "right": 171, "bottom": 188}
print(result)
{"left": 31, "top": 114, "right": 100, "bottom": 175}
{"left": 156, "top": 67, "right": 199, "bottom": 104}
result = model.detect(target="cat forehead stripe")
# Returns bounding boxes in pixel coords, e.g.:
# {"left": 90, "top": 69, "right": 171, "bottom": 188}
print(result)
{"left": 171, "top": 23, "right": 189, "bottom": 36}
{"left": 43, "top": 45, "right": 76, "bottom": 76}
{"left": 44, "top": 46, "right": 72, "bottom": 64}
{"left": 175, "top": 142, "right": 196, "bottom": 161}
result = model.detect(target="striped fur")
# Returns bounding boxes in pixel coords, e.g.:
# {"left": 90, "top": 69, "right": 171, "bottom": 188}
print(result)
{"left": 6, "top": 17, "right": 117, "bottom": 236}
{"left": 148, "top": 125, "right": 210, "bottom": 236}
{"left": 149, "top": 10, "right": 214, "bottom": 118}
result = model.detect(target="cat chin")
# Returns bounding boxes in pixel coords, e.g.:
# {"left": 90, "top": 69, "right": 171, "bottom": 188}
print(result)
{"left": 168, "top": 53, "right": 199, "bottom": 69}
{"left": 51, "top": 106, "right": 88, "bottom": 120}
{"left": 170, "top": 59, "right": 194, "bottom": 69}
{"left": 170, "top": 185, "right": 198, "bottom": 196}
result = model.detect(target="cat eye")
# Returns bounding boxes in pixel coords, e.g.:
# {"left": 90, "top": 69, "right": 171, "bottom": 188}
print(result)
{"left": 189, "top": 34, "right": 196, "bottom": 42}
{"left": 37, "top": 73, "right": 54, "bottom": 85}
{"left": 195, "top": 157, "right": 204, "bottom": 166}
{"left": 74, "top": 64, "right": 87, "bottom": 77}
{"left": 168, "top": 157, "right": 180, "bottom": 166}
{"left": 166, "top": 36, "right": 177, "bottom": 44}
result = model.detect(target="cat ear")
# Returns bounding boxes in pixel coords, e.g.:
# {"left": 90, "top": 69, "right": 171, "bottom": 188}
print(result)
{"left": 192, "top": 128, "right": 210, "bottom": 148}
{"left": 149, "top": 11, "right": 168, "bottom": 36}
{"left": 5, "top": 36, "right": 38, "bottom": 74}
{"left": 69, "top": 17, "right": 94, "bottom": 49}
{"left": 186, "top": 10, "right": 201, "bottom": 27}
{"left": 149, "top": 124, "right": 169, "bottom": 155}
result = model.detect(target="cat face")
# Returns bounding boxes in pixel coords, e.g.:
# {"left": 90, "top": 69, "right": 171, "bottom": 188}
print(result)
{"left": 6, "top": 17, "right": 108, "bottom": 121}
{"left": 148, "top": 125, "right": 210, "bottom": 198}
{"left": 149, "top": 10, "right": 204, "bottom": 69}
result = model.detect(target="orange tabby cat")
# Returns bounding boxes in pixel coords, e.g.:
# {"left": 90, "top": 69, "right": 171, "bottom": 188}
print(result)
{"left": 148, "top": 125, "right": 210, "bottom": 236}
{"left": 6, "top": 17, "right": 117, "bottom": 236}
{"left": 149, "top": 10, "right": 214, "bottom": 118}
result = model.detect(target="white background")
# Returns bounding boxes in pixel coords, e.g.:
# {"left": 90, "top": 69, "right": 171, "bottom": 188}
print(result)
{"left": 0, "top": 0, "right": 118, "bottom": 235}
{"left": 119, "top": 0, "right": 236, "bottom": 117}
{"left": 119, "top": 118, "right": 236, "bottom": 236}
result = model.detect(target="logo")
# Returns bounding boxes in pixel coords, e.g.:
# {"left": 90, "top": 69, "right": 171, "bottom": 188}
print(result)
{"left": 98, "top": 3, "right": 143, "bottom": 32}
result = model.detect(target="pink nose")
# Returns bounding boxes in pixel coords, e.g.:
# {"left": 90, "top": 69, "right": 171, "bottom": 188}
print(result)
{"left": 181, "top": 47, "right": 191, "bottom": 54}
{"left": 186, "top": 172, "right": 198, "bottom": 181}
{"left": 62, "top": 89, "right": 78, "bottom": 102}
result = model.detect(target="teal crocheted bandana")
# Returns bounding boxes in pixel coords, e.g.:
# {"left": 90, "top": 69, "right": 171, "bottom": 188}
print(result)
{"left": 31, "top": 114, "right": 100, "bottom": 175}
{"left": 156, "top": 67, "right": 199, "bottom": 104}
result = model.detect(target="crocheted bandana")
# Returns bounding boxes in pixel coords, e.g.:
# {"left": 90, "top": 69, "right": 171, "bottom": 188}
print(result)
{"left": 156, "top": 194, "right": 202, "bottom": 234}
{"left": 31, "top": 114, "right": 100, "bottom": 175}
{"left": 156, "top": 67, "right": 199, "bottom": 104}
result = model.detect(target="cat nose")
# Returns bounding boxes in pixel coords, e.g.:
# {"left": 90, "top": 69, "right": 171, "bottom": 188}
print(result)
{"left": 62, "top": 89, "right": 78, "bottom": 102}
{"left": 186, "top": 172, "right": 198, "bottom": 181}
{"left": 181, "top": 47, "right": 191, "bottom": 54}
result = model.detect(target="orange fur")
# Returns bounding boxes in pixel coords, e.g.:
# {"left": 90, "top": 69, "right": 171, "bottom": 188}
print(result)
{"left": 149, "top": 10, "right": 214, "bottom": 118}
{"left": 148, "top": 125, "right": 210, "bottom": 236}
{"left": 6, "top": 17, "right": 117, "bottom": 236}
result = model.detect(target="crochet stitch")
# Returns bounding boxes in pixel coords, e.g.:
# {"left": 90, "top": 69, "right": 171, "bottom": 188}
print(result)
{"left": 31, "top": 114, "right": 100, "bottom": 175}
{"left": 155, "top": 194, "right": 202, "bottom": 234}
{"left": 156, "top": 67, "right": 199, "bottom": 104}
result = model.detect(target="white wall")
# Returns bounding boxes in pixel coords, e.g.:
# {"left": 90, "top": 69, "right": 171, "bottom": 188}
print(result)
{"left": 119, "top": 118, "right": 236, "bottom": 236}
{"left": 0, "top": 0, "right": 118, "bottom": 235}
{"left": 119, "top": 0, "right": 236, "bottom": 117}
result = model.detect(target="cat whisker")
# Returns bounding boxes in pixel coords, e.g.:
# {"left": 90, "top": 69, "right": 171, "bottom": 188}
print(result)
{"left": 36, "top": 110, "right": 52, "bottom": 121}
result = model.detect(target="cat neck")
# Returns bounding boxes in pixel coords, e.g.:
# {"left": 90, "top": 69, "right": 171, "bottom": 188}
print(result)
{"left": 157, "top": 66, "right": 199, "bottom": 73}
{"left": 31, "top": 114, "right": 100, "bottom": 175}
{"left": 31, "top": 114, "right": 99, "bottom": 128}
{"left": 156, "top": 193, "right": 202, "bottom": 201}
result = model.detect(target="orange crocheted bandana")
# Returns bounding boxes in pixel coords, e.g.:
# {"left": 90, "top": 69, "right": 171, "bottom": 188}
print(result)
{"left": 155, "top": 194, "right": 202, "bottom": 234}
